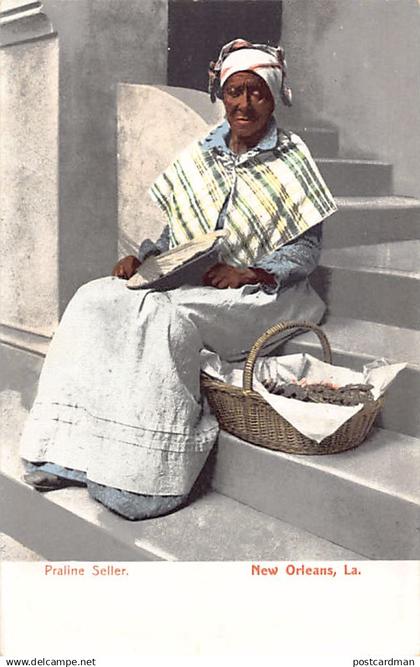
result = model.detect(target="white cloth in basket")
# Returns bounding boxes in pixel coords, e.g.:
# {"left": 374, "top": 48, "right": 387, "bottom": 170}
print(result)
{"left": 200, "top": 351, "right": 406, "bottom": 443}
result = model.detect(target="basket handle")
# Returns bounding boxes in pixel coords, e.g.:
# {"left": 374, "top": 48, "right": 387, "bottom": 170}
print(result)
{"left": 243, "top": 320, "right": 332, "bottom": 392}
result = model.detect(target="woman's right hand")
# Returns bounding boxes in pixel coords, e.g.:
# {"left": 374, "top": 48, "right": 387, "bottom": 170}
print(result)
{"left": 112, "top": 255, "right": 141, "bottom": 280}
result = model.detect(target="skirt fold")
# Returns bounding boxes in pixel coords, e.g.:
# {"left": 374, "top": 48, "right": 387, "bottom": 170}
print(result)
{"left": 20, "top": 277, "right": 325, "bottom": 496}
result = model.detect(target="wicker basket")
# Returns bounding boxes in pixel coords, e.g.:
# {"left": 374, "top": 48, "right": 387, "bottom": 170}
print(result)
{"left": 201, "top": 320, "right": 383, "bottom": 455}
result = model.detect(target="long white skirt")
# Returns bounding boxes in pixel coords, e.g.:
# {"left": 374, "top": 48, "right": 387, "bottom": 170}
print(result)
{"left": 20, "top": 277, "right": 325, "bottom": 495}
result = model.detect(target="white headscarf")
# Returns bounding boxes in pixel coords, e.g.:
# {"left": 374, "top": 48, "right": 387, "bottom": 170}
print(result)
{"left": 208, "top": 38, "right": 292, "bottom": 108}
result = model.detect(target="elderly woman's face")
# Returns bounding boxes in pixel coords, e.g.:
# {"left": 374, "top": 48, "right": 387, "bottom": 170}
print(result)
{"left": 222, "top": 71, "right": 274, "bottom": 140}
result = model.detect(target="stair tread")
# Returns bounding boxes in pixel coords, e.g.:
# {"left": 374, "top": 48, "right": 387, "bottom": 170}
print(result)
{"left": 320, "top": 240, "right": 420, "bottom": 277}
{"left": 218, "top": 428, "right": 420, "bottom": 506}
{"left": 284, "top": 316, "right": 420, "bottom": 368}
{"left": 49, "top": 486, "right": 368, "bottom": 561}
{"left": 0, "top": 471, "right": 363, "bottom": 561}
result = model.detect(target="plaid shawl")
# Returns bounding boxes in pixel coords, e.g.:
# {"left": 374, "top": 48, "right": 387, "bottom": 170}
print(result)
{"left": 149, "top": 131, "right": 337, "bottom": 267}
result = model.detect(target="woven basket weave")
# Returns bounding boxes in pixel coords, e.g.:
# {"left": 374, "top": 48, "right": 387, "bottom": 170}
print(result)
{"left": 201, "top": 320, "right": 383, "bottom": 455}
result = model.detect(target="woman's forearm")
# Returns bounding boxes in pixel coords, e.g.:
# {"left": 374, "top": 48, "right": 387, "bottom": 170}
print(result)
{"left": 251, "top": 223, "right": 323, "bottom": 292}
{"left": 137, "top": 223, "right": 322, "bottom": 291}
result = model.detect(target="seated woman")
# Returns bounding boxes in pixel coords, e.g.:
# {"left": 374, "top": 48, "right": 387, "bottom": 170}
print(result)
{"left": 21, "top": 39, "right": 337, "bottom": 520}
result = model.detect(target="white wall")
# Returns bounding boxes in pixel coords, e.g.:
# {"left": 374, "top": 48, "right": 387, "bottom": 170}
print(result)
{"left": 0, "top": 38, "right": 59, "bottom": 337}
{"left": 282, "top": 0, "right": 420, "bottom": 197}
{"left": 0, "top": 0, "right": 168, "bottom": 352}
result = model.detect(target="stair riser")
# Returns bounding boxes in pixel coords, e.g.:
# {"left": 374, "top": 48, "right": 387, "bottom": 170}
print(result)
{"left": 317, "top": 161, "right": 392, "bottom": 196}
{"left": 311, "top": 267, "right": 419, "bottom": 330}
{"left": 323, "top": 207, "right": 420, "bottom": 248}
{"left": 294, "top": 129, "right": 339, "bottom": 158}
{"left": 281, "top": 340, "right": 420, "bottom": 439}
{"left": 213, "top": 432, "right": 420, "bottom": 560}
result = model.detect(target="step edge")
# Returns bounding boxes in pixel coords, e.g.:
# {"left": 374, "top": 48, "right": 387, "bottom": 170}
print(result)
{"left": 317, "top": 158, "right": 392, "bottom": 167}
{"left": 335, "top": 195, "right": 420, "bottom": 208}
{"left": 292, "top": 127, "right": 338, "bottom": 135}
{"left": 317, "top": 263, "right": 420, "bottom": 279}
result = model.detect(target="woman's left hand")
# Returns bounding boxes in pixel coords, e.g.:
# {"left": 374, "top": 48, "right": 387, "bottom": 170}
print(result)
{"left": 203, "top": 262, "right": 271, "bottom": 289}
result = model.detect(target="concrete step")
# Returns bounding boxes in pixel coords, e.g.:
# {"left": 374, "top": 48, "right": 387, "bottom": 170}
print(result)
{"left": 0, "top": 345, "right": 364, "bottom": 561}
{"left": 0, "top": 324, "right": 49, "bottom": 358}
{"left": 212, "top": 428, "right": 420, "bottom": 560}
{"left": 292, "top": 126, "right": 339, "bottom": 158}
{"left": 316, "top": 158, "right": 392, "bottom": 196}
{"left": 0, "top": 465, "right": 363, "bottom": 563}
{"left": 312, "top": 241, "right": 420, "bottom": 329}
{"left": 280, "top": 316, "right": 420, "bottom": 439}
{"left": 324, "top": 196, "right": 420, "bottom": 248}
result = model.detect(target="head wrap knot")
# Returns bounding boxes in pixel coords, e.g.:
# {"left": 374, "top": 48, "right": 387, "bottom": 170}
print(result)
{"left": 208, "top": 38, "right": 292, "bottom": 108}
